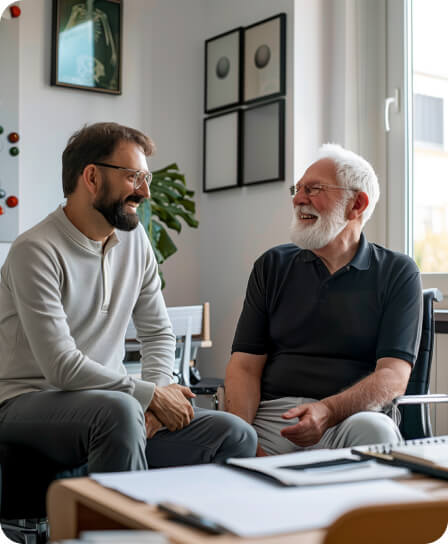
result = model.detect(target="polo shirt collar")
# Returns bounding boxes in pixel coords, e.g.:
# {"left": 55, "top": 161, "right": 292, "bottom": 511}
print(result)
{"left": 296, "top": 232, "right": 371, "bottom": 270}
{"left": 347, "top": 232, "right": 371, "bottom": 270}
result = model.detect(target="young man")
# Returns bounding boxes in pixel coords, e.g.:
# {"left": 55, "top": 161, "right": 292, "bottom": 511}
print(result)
{"left": 0, "top": 122, "right": 256, "bottom": 472}
{"left": 225, "top": 144, "right": 422, "bottom": 455}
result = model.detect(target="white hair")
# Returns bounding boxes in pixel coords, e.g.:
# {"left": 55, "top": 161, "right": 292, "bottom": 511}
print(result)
{"left": 316, "top": 143, "right": 380, "bottom": 227}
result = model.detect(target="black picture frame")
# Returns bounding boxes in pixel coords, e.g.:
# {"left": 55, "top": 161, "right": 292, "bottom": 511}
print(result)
{"left": 51, "top": 0, "right": 122, "bottom": 94}
{"left": 241, "top": 99, "right": 285, "bottom": 186}
{"left": 204, "top": 27, "right": 243, "bottom": 114}
{"left": 203, "top": 109, "right": 241, "bottom": 193}
{"left": 243, "top": 13, "right": 286, "bottom": 105}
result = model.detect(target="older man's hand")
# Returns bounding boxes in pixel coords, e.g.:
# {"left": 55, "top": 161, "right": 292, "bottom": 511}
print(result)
{"left": 149, "top": 384, "right": 196, "bottom": 431}
{"left": 280, "top": 401, "right": 332, "bottom": 447}
{"left": 145, "top": 410, "right": 163, "bottom": 439}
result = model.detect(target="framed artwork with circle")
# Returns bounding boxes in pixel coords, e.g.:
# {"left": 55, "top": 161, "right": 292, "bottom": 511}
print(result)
{"left": 243, "top": 13, "right": 286, "bottom": 104}
{"left": 204, "top": 27, "right": 242, "bottom": 114}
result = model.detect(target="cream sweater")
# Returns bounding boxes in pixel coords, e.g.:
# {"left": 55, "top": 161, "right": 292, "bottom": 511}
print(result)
{"left": 0, "top": 206, "right": 175, "bottom": 409}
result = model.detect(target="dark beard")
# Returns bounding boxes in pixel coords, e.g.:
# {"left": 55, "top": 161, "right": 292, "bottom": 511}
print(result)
{"left": 94, "top": 195, "right": 142, "bottom": 231}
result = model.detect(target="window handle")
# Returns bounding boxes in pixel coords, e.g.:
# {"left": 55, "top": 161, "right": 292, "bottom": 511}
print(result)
{"left": 385, "top": 88, "right": 400, "bottom": 132}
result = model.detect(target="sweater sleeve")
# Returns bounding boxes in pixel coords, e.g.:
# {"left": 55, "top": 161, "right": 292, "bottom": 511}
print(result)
{"left": 132, "top": 239, "right": 176, "bottom": 387}
{"left": 6, "top": 239, "right": 155, "bottom": 410}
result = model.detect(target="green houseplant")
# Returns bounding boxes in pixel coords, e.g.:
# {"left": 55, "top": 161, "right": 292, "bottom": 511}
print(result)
{"left": 137, "top": 163, "right": 199, "bottom": 287}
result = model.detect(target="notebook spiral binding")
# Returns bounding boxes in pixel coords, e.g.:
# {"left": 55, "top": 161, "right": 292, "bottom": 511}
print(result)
{"left": 365, "top": 435, "right": 448, "bottom": 454}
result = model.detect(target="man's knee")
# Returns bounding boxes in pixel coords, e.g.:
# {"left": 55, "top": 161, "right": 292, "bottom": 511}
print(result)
{"left": 204, "top": 411, "right": 257, "bottom": 460}
{"left": 338, "top": 411, "right": 401, "bottom": 447}
{"left": 93, "top": 391, "right": 146, "bottom": 446}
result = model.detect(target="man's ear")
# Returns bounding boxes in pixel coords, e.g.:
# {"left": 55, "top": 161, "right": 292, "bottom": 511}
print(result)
{"left": 347, "top": 191, "right": 369, "bottom": 221}
{"left": 81, "top": 164, "right": 99, "bottom": 196}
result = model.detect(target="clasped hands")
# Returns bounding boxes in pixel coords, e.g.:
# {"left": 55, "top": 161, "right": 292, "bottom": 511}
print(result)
{"left": 145, "top": 383, "right": 196, "bottom": 438}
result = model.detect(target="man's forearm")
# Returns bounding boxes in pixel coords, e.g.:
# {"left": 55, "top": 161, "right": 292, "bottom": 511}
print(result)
{"left": 321, "top": 364, "right": 409, "bottom": 428}
{"left": 225, "top": 369, "right": 261, "bottom": 424}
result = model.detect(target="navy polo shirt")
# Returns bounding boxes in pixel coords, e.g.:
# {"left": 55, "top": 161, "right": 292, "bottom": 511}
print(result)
{"left": 232, "top": 234, "right": 423, "bottom": 401}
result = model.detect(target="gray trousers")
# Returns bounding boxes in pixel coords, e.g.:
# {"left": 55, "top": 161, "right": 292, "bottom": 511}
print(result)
{"left": 254, "top": 397, "right": 402, "bottom": 455}
{"left": 0, "top": 390, "right": 257, "bottom": 473}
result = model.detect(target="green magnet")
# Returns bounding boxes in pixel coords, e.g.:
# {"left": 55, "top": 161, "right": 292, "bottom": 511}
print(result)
{"left": 9, "top": 147, "right": 19, "bottom": 156}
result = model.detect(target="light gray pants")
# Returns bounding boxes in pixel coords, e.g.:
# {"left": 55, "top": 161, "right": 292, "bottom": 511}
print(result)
{"left": 253, "top": 397, "right": 402, "bottom": 455}
{"left": 0, "top": 390, "right": 257, "bottom": 473}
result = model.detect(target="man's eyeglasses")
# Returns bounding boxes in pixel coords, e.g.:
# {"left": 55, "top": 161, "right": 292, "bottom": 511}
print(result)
{"left": 289, "top": 183, "right": 357, "bottom": 198}
{"left": 93, "top": 162, "right": 153, "bottom": 191}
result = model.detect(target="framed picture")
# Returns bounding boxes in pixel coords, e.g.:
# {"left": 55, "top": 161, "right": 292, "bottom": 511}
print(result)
{"left": 243, "top": 13, "right": 286, "bottom": 104}
{"left": 51, "top": 0, "right": 122, "bottom": 94}
{"left": 203, "top": 110, "right": 241, "bottom": 193}
{"left": 242, "top": 99, "right": 285, "bottom": 186}
{"left": 205, "top": 27, "right": 242, "bottom": 113}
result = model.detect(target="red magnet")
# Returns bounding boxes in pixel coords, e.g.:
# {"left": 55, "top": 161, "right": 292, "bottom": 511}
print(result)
{"left": 6, "top": 196, "right": 18, "bottom": 208}
{"left": 8, "top": 132, "right": 19, "bottom": 143}
{"left": 10, "top": 5, "right": 21, "bottom": 17}
{"left": 0, "top": 206, "right": 3, "bottom": 215}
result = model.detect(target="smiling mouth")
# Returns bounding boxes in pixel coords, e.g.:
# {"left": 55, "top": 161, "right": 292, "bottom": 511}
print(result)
{"left": 299, "top": 213, "right": 317, "bottom": 220}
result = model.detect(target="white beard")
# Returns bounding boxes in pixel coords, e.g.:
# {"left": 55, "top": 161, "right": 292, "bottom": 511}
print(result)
{"left": 289, "top": 199, "right": 349, "bottom": 250}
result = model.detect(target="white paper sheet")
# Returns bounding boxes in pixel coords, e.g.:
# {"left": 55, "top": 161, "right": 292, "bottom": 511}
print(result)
{"left": 226, "top": 447, "right": 409, "bottom": 485}
{"left": 92, "top": 463, "right": 429, "bottom": 537}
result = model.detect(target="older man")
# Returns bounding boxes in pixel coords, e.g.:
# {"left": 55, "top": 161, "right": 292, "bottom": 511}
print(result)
{"left": 225, "top": 144, "right": 422, "bottom": 456}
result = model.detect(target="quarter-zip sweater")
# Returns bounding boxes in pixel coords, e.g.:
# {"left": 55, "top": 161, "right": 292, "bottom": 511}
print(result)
{"left": 0, "top": 206, "right": 175, "bottom": 410}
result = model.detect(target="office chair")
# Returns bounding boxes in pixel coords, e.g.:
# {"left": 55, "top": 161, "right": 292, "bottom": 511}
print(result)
{"left": 125, "top": 303, "right": 223, "bottom": 409}
{"left": 392, "top": 287, "right": 448, "bottom": 439}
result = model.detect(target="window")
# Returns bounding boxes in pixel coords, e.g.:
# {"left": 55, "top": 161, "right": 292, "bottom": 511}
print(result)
{"left": 414, "top": 94, "right": 443, "bottom": 148}
{"left": 387, "top": 0, "right": 448, "bottom": 297}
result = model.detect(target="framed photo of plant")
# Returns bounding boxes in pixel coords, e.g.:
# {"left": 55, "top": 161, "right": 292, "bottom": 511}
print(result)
{"left": 51, "top": 0, "right": 122, "bottom": 94}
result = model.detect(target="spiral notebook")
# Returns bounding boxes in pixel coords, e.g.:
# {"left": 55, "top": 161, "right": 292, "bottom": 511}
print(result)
{"left": 352, "top": 435, "right": 448, "bottom": 480}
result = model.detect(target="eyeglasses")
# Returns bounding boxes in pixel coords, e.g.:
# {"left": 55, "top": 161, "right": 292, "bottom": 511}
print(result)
{"left": 289, "top": 183, "right": 357, "bottom": 198}
{"left": 93, "top": 162, "right": 153, "bottom": 191}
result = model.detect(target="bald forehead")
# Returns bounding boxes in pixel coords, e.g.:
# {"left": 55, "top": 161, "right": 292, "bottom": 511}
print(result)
{"left": 301, "top": 158, "right": 338, "bottom": 185}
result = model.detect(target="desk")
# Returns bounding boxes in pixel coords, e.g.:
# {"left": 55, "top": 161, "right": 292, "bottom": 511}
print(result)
{"left": 48, "top": 477, "right": 448, "bottom": 543}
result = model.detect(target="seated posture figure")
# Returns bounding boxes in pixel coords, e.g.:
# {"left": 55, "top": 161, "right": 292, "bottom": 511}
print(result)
{"left": 0, "top": 122, "right": 256, "bottom": 472}
{"left": 225, "top": 144, "right": 422, "bottom": 456}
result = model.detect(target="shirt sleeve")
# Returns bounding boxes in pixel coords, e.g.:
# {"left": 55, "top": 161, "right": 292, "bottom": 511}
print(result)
{"left": 376, "top": 259, "right": 423, "bottom": 365}
{"left": 232, "top": 256, "right": 270, "bottom": 355}
{"left": 132, "top": 239, "right": 176, "bottom": 388}
{"left": 6, "top": 239, "right": 155, "bottom": 410}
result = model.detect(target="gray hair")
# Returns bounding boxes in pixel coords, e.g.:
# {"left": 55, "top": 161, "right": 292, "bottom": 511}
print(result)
{"left": 317, "top": 143, "right": 380, "bottom": 226}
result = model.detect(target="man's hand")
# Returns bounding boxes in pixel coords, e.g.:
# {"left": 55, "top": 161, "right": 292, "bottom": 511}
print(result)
{"left": 256, "top": 444, "right": 268, "bottom": 457}
{"left": 145, "top": 411, "right": 163, "bottom": 439}
{"left": 280, "top": 401, "right": 332, "bottom": 447}
{"left": 149, "top": 384, "right": 196, "bottom": 431}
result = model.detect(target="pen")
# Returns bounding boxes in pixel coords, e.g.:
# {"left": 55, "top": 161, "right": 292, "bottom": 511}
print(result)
{"left": 157, "top": 501, "right": 233, "bottom": 535}
{"left": 278, "top": 457, "right": 371, "bottom": 472}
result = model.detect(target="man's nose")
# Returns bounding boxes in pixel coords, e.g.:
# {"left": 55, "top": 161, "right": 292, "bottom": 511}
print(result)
{"left": 293, "top": 185, "right": 309, "bottom": 206}
{"left": 137, "top": 181, "right": 150, "bottom": 199}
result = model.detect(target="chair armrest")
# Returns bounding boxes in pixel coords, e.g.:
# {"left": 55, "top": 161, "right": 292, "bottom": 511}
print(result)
{"left": 393, "top": 394, "right": 448, "bottom": 407}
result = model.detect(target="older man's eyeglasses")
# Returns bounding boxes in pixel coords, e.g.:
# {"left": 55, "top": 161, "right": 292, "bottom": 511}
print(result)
{"left": 93, "top": 162, "right": 153, "bottom": 191}
{"left": 289, "top": 183, "right": 357, "bottom": 198}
